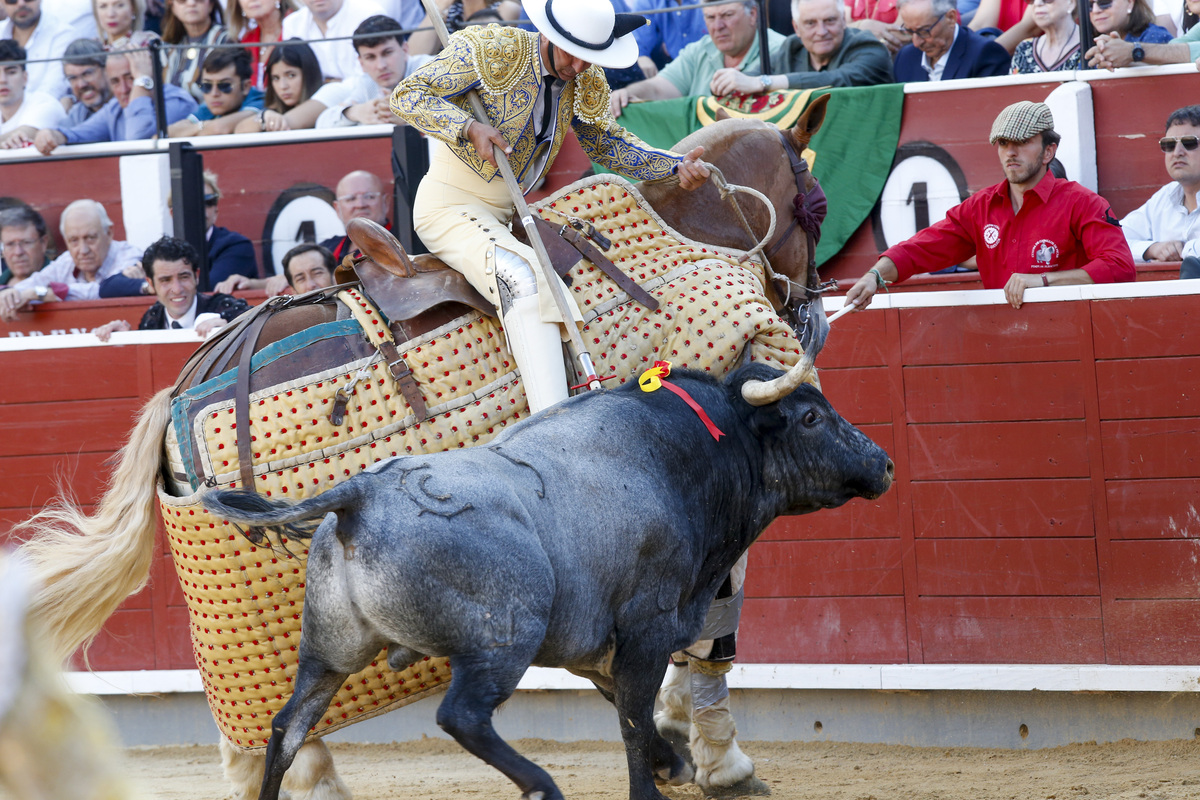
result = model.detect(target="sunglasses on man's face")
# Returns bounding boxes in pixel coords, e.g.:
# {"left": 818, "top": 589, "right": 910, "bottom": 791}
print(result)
{"left": 199, "top": 80, "right": 236, "bottom": 95}
{"left": 1160, "top": 136, "right": 1200, "bottom": 152}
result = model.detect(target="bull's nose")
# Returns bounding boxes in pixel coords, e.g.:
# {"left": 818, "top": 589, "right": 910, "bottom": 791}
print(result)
{"left": 885, "top": 459, "right": 895, "bottom": 481}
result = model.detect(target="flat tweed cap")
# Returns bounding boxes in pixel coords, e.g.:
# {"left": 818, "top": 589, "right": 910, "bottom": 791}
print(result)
{"left": 990, "top": 101, "right": 1055, "bottom": 144}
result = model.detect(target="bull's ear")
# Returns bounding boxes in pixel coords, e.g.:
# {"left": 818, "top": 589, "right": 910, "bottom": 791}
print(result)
{"left": 746, "top": 401, "right": 788, "bottom": 439}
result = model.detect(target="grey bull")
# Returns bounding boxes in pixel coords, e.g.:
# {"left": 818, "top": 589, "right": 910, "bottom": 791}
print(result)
{"left": 201, "top": 361, "right": 895, "bottom": 800}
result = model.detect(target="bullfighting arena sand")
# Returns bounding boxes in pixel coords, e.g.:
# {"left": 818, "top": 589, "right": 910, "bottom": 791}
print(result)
{"left": 91, "top": 738, "right": 1200, "bottom": 800}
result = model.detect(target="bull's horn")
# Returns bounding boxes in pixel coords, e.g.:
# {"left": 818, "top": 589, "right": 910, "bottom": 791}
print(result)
{"left": 740, "top": 347, "right": 817, "bottom": 406}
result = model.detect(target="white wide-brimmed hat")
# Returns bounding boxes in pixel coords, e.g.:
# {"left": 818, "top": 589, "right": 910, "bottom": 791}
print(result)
{"left": 524, "top": 0, "right": 648, "bottom": 70}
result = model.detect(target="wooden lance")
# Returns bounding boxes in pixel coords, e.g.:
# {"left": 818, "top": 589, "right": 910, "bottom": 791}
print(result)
{"left": 415, "top": 0, "right": 603, "bottom": 392}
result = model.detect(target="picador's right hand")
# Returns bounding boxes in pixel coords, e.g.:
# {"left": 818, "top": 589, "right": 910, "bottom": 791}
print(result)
{"left": 467, "top": 120, "right": 513, "bottom": 169}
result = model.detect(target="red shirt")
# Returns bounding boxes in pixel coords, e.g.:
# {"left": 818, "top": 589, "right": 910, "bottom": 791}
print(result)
{"left": 885, "top": 172, "right": 1135, "bottom": 288}
{"left": 850, "top": 0, "right": 897, "bottom": 23}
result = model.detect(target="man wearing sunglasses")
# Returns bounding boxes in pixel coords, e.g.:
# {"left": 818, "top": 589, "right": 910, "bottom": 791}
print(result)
{"left": 844, "top": 101, "right": 1135, "bottom": 310}
{"left": 168, "top": 47, "right": 263, "bottom": 138}
{"left": 1120, "top": 105, "right": 1200, "bottom": 279}
{"left": 892, "top": 0, "right": 1010, "bottom": 81}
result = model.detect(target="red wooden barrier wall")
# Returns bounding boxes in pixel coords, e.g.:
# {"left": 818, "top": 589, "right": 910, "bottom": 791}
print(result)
{"left": 2, "top": 291, "right": 1197, "bottom": 670}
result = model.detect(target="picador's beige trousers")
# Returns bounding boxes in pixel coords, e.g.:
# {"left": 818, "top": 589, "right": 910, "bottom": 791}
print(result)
{"left": 413, "top": 140, "right": 581, "bottom": 412}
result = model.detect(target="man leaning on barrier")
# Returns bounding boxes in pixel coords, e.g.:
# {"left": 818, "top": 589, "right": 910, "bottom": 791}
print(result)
{"left": 845, "top": 101, "right": 1136, "bottom": 311}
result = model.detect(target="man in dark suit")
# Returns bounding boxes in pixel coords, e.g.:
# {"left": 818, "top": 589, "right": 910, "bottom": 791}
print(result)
{"left": 892, "top": 0, "right": 1010, "bottom": 82}
{"left": 92, "top": 236, "right": 251, "bottom": 341}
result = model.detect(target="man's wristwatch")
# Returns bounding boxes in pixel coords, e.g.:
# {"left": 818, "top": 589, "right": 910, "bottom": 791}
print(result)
{"left": 34, "top": 285, "right": 49, "bottom": 301}
{"left": 1131, "top": 43, "right": 1145, "bottom": 62}
{"left": 133, "top": 75, "right": 155, "bottom": 90}
{"left": 759, "top": 74, "right": 773, "bottom": 92}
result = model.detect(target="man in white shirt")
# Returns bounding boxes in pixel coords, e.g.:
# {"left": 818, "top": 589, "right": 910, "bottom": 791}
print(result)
{"left": 0, "top": 40, "right": 66, "bottom": 148}
{"left": 298, "top": 15, "right": 432, "bottom": 128}
{"left": 41, "top": 0, "right": 99, "bottom": 42}
{"left": 0, "top": 199, "right": 141, "bottom": 321}
{"left": 0, "top": 0, "right": 74, "bottom": 97}
{"left": 281, "top": 0, "right": 386, "bottom": 81}
{"left": 1122, "top": 105, "right": 1200, "bottom": 279}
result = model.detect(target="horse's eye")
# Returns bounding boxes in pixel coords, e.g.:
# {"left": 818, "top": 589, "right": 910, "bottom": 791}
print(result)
{"left": 802, "top": 410, "right": 821, "bottom": 427}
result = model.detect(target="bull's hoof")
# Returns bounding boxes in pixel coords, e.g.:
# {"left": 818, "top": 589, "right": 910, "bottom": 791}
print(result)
{"left": 702, "top": 774, "right": 771, "bottom": 798}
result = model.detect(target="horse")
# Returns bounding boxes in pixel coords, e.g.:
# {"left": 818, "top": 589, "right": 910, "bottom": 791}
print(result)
{"left": 13, "top": 94, "right": 831, "bottom": 800}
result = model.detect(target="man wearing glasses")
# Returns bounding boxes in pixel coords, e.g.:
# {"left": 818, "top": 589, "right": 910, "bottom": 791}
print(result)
{"left": 27, "top": 33, "right": 197, "bottom": 155}
{"left": 844, "top": 102, "right": 1134, "bottom": 311}
{"left": 60, "top": 39, "right": 111, "bottom": 128}
{"left": 319, "top": 170, "right": 390, "bottom": 263}
{"left": 168, "top": 47, "right": 263, "bottom": 138}
{"left": 892, "top": 0, "right": 1009, "bottom": 81}
{"left": 1120, "top": 105, "right": 1200, "bottom": 280}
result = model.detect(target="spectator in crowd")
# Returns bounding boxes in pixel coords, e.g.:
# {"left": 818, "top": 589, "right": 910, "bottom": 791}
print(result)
{"left": 892, "top": 0, "right": 1011, "bottom": 81}
{"left": 1011, "top": 0, "right": 1080, "bottom": 72}
{"left": 1088, "top": 0, "right": 1174, "bottom": 60}
{"left": 1086, "top": 9, "right": 1200, "bottom": 63}
{"left": 628, "top": 0, "right": 708, "bottom": 76}
{"left": 234, "top": 38, "right": 321, "bottom": 131}
{"left": 168, "top": 46, "right": 263, "bottom": 135}
{"left": 844, "top": 102, "right": 1135, "bottom": 311}
{"left": 45, "top": 0, "right": 101, "bottom": 40}
{"left": 290, "top": 15, "right": 431, "bottom": 129}
{"left": 0, "top": 0, "right": 74, "bottom": 97}
{"left": 214, "top": 241, "right": 335, "bottom": 295}
{"left": 161, "top": 0, "right": 231, "bottom": 101}
{"left": 281, "top": 0, "right": 385, "bottom": 81}
{"left": 0, "top": 199, "right": 142, "bottom": 321}
{"left": 92, "top": 236, "right": 251, "bottom": 341}
{"left": 320, "top": 170, "right": 388, "bottom": 263}
{"left": 0, "top": 41, "right": 67, "bottom": 148}
{"left": 406, "top": 0, "right": 522, "bottom": 55}
{"left": 1156, "top": 0, "right": 1199, "bottom": 34}
{"left": 60, "top": 38, "right": 111, "bottom": 125}
{"left": 28, "top": 34, "right": 197, "bottom": 154}
{"left": 226, "top": 0, "right": 294, "bottom": 89}
{"left": 611, "top": 0, "right": 787, "bottom": 118}
{"left": 1120, "top": 105, "right": 1200, "bottom": 279}
{"left": 710, "top": 0, "right": 893, "bottom": 94}
{"left": 161, "top": 169, "right": 258, "bottom": 289}
{"left": 968, "top": 0, "right": 1027, "bottom": 35}
{"left": 846, "top": 0, "right": 910, "bottom": 55}
{"left": 0, "top": 205, "right": 51, "bottom": 286}
{"left": 93, "top": 0, "right": 143, "bottom": 45}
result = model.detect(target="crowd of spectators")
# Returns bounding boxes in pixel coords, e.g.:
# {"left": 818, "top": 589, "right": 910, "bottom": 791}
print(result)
{"left": 0, "top": 0, "right": 1196, "bottom": 333}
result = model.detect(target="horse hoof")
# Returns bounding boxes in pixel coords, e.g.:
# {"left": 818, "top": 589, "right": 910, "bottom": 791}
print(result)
{"left": 702, "top": 774, "right": 771, "bottom": 798}
{"left": 655, "top": 760, "right": 695, "bottom": 787}
{"left": 657, "top": 727, "right": 694, "bottom": 768}
{"left": 520, "top": 792, "right": 545, "bottom": 800}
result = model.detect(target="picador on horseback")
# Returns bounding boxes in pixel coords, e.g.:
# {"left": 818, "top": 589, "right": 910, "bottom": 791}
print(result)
{"left": 389, "top": 0, "right": 711, "bottom": 413}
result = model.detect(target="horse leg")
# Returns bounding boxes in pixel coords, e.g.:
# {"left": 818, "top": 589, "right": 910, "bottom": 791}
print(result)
{"left": 259, "top": 658, "right": 351, "bottom": 800}
{"left": 281, "top": 739, "right": 352, "bottom": 800}
{"left": 220, "top": 737, "right": 293, "bottom": 800}
{"left": 686, "top": 554, "right": 769, "bottom": 797}
{"left": 653, "top": 654, "right": 693, "bottom": 765}
{"left": 437, "top": 649, "right": 562, "bottom": 800}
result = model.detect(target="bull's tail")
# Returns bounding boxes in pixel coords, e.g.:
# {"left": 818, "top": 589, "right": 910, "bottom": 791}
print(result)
{"left": 14, "top": 388, "right": 174, "bottom": 665}
{"left": 202, "top": 480, "right": 363, "bottom": 539}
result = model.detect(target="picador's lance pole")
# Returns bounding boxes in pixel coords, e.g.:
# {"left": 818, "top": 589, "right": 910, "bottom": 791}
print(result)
{"left": 417, "top": 0, "right": 602, "bottom": 392}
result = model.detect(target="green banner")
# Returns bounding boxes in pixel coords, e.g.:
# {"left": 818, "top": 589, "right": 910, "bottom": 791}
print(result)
{"left": 604, "top": 83, "right": 905, "bottom": 265}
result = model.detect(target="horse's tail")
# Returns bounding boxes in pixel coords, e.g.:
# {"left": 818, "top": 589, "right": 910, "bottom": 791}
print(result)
{"left": 14, "top": 388, "right": 174, "bottom": 664}
{"left": 201, "top": 481, "right": 362, "bottom": 537}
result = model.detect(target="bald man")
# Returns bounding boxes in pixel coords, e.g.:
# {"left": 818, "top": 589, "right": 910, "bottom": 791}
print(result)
{"left": 0, "top": 199, "right": 141, "bottom": 321}
{"left": 320, "top": 170, "right": 389, "bottom": 263}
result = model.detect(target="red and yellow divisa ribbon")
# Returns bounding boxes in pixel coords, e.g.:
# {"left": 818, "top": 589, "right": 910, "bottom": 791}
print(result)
{"left": 638, "top": 361, "right": 725, "bottom": 441}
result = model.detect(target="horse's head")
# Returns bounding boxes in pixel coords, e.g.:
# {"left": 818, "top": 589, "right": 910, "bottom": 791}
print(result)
{"left": 641, "top": 94, "right": 832, "bottom": 354}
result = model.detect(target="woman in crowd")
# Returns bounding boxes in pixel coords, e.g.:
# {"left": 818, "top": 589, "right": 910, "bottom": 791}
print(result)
{"left": 226, "top": 0, "right": 293, "bottom": 89}
{"left": 235, "top": 38, "right": 322, "bottom": 132}
{"left": 406, "top": 0, "right": 522, "bottom": 54}
{"left": 1157, "top": 0, "right": 1199, "bottom": 34}
{"left": 1090, "top": 0, "right": 1172, "bottom": 42}
{"left": 1012, "top": 0, "right": 1080, "bottom": 71}
{"left": 161, "top": 0, "right": 232, "bottom": 101}
{"left": 93, "top": 0, "right": 145, "bottom": 46}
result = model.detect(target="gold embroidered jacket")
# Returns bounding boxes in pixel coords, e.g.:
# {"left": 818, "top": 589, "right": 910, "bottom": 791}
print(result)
{"left": 390, "top": 25, "right": 682, "bottom": 186}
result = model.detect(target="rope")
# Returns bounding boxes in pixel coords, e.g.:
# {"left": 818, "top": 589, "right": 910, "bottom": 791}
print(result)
{"left": 707, "top": 164, "right": 778, "bottom": 264}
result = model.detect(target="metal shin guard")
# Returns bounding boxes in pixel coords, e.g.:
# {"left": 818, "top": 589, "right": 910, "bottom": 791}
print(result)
{"left": 493, "top": 246, "right": 568, "bottom": 414}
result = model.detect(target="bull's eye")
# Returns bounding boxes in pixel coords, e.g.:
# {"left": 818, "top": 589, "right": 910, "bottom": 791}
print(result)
{"left": 802, "top": 410, "right": 821, "bottom": 427}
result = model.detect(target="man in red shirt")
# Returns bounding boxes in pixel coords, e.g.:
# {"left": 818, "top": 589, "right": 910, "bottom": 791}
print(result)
{"left": 845, "top": 101, "right": 1135, "bottom": 310}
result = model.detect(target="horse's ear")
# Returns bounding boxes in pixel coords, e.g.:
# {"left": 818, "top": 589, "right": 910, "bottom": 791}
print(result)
{"left": 789, "top": 93, "right": 831, "bottom": 150}
{"left": 714, "top": 107, "right": 732, "bottom": 121}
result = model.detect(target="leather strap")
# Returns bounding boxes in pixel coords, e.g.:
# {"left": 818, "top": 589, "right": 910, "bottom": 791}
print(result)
{"left": 558, "top": 223, "right": 659, "bottom": 311}
{"left": 382, "top": 327, "right": 428, "bottom": 422}
{"left": 234, "top": 310, "right": 271, "bottom": 492}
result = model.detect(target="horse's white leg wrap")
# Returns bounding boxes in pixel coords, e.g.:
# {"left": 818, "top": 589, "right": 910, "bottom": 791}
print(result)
{"left": 221, "top": 736, "right": 293, "bottom": 800}
{"left": 282, "top": 739, "right": 352, "bottom": 800}
{"left": 654, "top": 654, "right": 693, "bottom": 739}
{"left": 493, "top": 246, "right": 568, "bottom": 414}
{"left": 690, "top": 690, "right": 756, "bottom": 792}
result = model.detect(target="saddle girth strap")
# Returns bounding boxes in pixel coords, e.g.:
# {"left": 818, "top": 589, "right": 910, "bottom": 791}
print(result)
{"left": 335, "top": 288, "right": 429, "bottom": 425}
{"left": 557, "top": 224, "right": 659, "bottom": 311}
{"left": 234, "top": 310, "right": 272, "bottom": 492}
{"left": 380, "top": 332, "right": 428, "bottom": 423}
